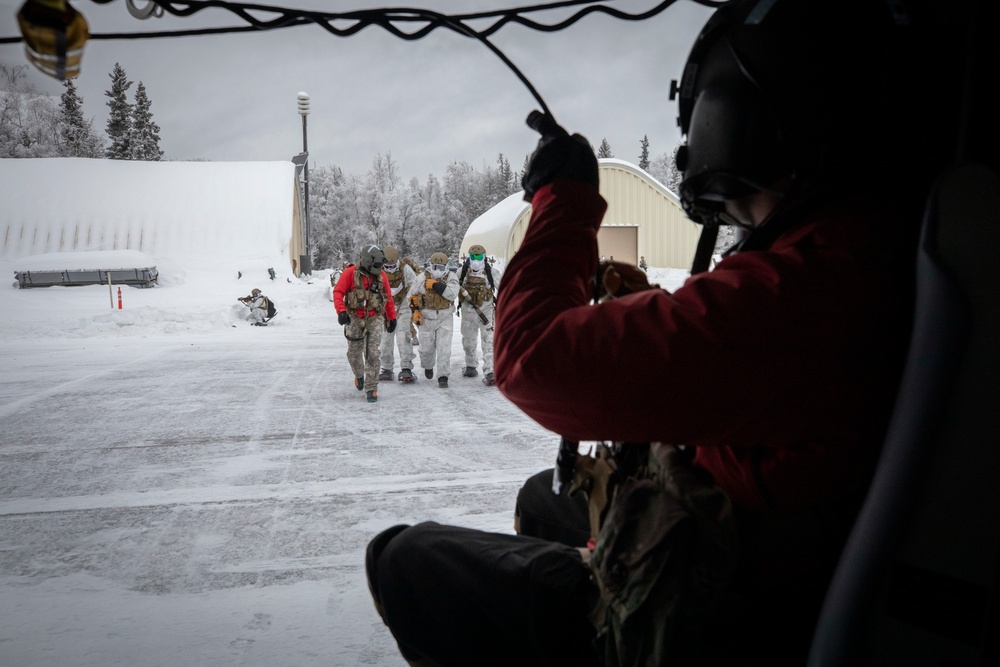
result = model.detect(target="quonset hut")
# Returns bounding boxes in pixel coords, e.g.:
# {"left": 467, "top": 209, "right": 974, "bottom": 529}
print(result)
{"left": 460, "top": 159, "right": 701, "bottom": 270}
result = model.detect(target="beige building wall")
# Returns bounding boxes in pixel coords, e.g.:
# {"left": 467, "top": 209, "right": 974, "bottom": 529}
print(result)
{"left": 493, "top": 159, "right": 700, "bottom": 270}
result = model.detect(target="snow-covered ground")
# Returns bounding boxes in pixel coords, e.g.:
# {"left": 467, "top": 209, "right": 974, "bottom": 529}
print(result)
{"left": 0, "top": 247, "right": 687, "bottom": 666}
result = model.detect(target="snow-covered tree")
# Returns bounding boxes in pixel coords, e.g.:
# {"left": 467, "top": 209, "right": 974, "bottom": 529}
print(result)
{"left": 494, "top": 153, "right": 516, "bottom": 200}
{"left": 57, "top": 78, "right": 103, "bottom": 157}
{"left": 394, "top": 177, "right": 423, "bottom": 259}
{"left": 597, "top": 138, "right": 613, "bottom": 159}
{"left": 0, "top": 62, "right": 60, "bottom": 158}
{"left": 647, "top": 146, "right": 683, "bottom": 195}
{"left": 105, "top": 63, "right": 132, "bottom": 159}
{"left": 309, "top": 164, "right": 355, "bottom": 269}
{"left": 358, "top": 152, "right": 401, "bottom": 247}
{"left": 130, "top": 81, "right": 163, "bottom": 161}
{"left": 639, "top": 135, "right": 650, "bottom": 170}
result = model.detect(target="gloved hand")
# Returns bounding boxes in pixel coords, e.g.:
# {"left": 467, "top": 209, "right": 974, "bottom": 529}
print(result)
{"left": 387, "top": 319, "right": 397, "bottom": 333}
{"left": 409, "top": 295, "right": 421, "bottom": 311}
{"left": 338, "top": 311, "right": 350, "bottom": 325}
{"left": 594, "top": 260, "right": 659, "bottom": 303}
{"left": 425, "top": 278, "right": 447, "bottom": 296}
{"left": 412, "top": 309, "right": 424, "bottom": 326}
{"left": 521, "top": 117, "right": 598, "bottom": 202}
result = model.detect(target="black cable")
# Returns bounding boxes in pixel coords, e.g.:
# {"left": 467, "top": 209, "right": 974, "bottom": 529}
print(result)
{"left": 1, "top": 0, "right": 727, "bottom": 117}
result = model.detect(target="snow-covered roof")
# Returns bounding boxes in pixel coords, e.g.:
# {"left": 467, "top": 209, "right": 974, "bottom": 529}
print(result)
{"left": 0, "top": 158, "right": 298, "bottom": 269}
{"left": 460, "top": 191, "right": 529, "bottom": 260}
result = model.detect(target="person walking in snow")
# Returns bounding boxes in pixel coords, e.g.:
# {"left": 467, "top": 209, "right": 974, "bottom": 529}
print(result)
{"left": 457, "top": 244, "right": 502, "bottom": 386}
{"left": 237, "top": 288, "right": 271, "bottom": 326}
{"left": 410, "top": 252, "right": 460, "bottom": 388}
{"left": 378, "top": 246, "right": 421, "bottom": 383}
{"left": 333, "top": 245, "right": 397, "bottom": 403}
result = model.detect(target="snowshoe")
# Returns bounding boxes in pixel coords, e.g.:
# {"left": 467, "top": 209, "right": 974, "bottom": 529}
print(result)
{"left": 398, "top": 368, "right": 415, "bottom": 383}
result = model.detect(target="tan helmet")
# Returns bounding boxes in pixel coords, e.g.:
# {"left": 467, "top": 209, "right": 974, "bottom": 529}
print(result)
{"left": 429, "top": 252, "right": 448, "bottom": 265}
{"left": 251, "top": 288, "right": 261, "bottom": 296}
{"left": 468, "top": 244, "right": 486, "bottom": 256}
{"left": 383, "top": 246, "right": 400, "bottom": 263}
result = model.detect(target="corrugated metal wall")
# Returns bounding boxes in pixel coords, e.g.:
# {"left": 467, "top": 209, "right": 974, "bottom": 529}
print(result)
{"left": 506, "top": 160, "right": 701, "bottom": 270}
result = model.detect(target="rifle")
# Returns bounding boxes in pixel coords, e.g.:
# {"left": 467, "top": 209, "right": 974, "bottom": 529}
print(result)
{"left": 459, "top": 287, "right": 490, "bottom": 328}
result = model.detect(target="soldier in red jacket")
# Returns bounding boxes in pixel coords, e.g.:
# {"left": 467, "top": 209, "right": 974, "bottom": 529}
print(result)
{"left": 366, "top": 1, "right": 932, "bottom": 664}
{"left": 334, "top": 245, "right": 397, "bottom": 403}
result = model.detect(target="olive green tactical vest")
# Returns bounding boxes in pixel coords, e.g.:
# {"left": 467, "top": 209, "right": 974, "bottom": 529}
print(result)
{"left": 418, "top": 270, "right": 453, "bottom": 311}
{"left": 461, "top": 274, "right": 493, "bottom": 307}
{"left": 345, "top": 269, "right": 387, "bottom": 314}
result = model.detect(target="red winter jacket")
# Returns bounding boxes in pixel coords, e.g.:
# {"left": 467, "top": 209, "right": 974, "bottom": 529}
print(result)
{"left": 495, "top": 180, "right": 915, "bottom": 592}
{"left": 333, "top": 265, "right": 397, "bottom": 322}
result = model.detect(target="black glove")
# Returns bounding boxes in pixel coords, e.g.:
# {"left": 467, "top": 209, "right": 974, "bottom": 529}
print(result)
{"left": 387, "top": 319, "right": 397, "bottom": 333}
{"left": 521, "top": 112, "right": 598, "bottom": 202}
{"left": 431, "top": 281, "right": 447, "bottom": 297}
{"left": 338, "top": 311, "right": 350, "bottom": 326}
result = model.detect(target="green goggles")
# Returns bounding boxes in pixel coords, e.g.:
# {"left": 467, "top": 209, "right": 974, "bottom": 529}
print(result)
{"left": 469, "top": 253, "right": 485, "bottom": 261}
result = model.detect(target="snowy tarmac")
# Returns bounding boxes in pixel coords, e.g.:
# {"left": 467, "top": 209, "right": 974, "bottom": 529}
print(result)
{"left": 0, "top": 270, "right": 563, "bottom": 667}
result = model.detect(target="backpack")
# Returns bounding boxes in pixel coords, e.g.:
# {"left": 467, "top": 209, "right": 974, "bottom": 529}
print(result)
{"left": 265, "top": 298, "right": 277, "bottom": 320}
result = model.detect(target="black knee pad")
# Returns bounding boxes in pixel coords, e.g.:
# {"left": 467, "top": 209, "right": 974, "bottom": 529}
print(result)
{"left": 365, "top": 523, "right": 411, "bottom": 616}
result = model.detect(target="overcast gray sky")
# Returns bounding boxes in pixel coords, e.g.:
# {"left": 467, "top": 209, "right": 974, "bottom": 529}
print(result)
{"left": 0, "top": 0, "right": 715, "bottom": 181}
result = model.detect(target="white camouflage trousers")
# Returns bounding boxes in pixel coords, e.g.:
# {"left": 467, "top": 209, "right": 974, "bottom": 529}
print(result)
{"left": 247, "top": 305, "right": 266, "bottom": 324}
{"left": 460, "top": 301, "right": 495, "bottom": 374}
{"left": 417, "top": 307, "right": 454, "bottom": 379}
{"left": 379, "top": 305, "right": 416, "bottom": 372}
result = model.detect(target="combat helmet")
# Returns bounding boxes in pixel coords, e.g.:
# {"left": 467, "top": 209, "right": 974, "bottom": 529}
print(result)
{"left": 358, "top": 245, "right": 385, "bottom": 276}
{"left": 673, "top": 0, "right": 905, "bottom": 224}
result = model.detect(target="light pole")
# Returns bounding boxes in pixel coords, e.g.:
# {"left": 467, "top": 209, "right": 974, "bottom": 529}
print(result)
{"left": 297, "top": 91, "right": 312, "bottom": 275}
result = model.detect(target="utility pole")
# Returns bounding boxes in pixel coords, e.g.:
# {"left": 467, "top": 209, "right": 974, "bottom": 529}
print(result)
{"left": 297, "top": 91, "right": 312, "bottom": 275}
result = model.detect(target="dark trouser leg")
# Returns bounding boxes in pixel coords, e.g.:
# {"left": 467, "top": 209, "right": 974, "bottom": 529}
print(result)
{"left": 515, "top": 468, "right": 591, "bottom": 547}
{"left": 366, "top": 522, "right": 600, "bottom": 667}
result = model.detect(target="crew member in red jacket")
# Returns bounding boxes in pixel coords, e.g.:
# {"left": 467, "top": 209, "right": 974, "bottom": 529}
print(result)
{"left": 366, "top": 1, "right": 930, "bottom": 664}
{"left": 334, "top": 245, "right": 397, "bottom": 403}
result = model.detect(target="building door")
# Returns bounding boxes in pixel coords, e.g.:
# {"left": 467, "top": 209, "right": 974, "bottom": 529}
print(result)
{"left": 597, "top": 226, "right": 638, "bottom": 264}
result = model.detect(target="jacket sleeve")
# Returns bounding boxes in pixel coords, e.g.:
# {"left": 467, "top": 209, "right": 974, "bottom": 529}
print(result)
{"left": 403, "top": 264, "right": 421, "bottom": 301}
{"left": 382, "top": 271, "right": 397, "bottom": 321}
{"left": 333, "top": 266, "right": 353, "bottom": 313}
{"left": 493, "top": 181, "right": 884, "bottom": 447}
{"left": 439, "top": 270, "right": 461, "bottom": 304}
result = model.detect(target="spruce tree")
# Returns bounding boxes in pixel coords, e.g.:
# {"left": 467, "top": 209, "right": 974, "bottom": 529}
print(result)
{"left": 104, "top": 63, "right": 132, "bottom": 159}
{"left": 597, "top": 138, "right": 613, "bottom": 159}
{"left": 639, "top": 135, "right": 650, "bottom": 170}
{"left": 57, "top": 78, "right": 102, "bottom": 157}
{"left": 130, "top": 81, "right": 163, "bottom": 160}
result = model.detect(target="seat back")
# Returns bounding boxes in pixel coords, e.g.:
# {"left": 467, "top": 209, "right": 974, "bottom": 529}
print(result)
{"left": 807, "top": 162, "right": 1000, "bottom": 666}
